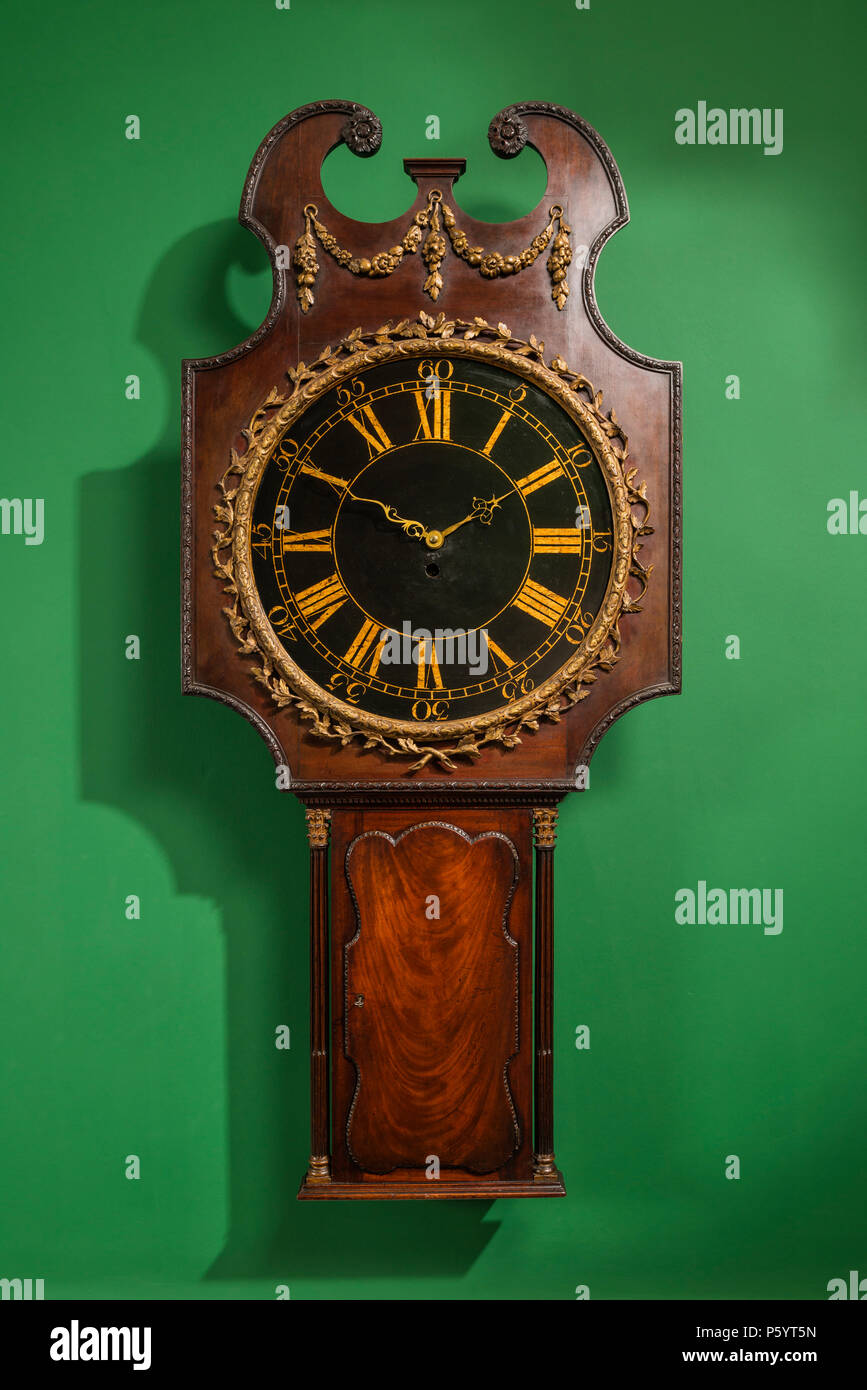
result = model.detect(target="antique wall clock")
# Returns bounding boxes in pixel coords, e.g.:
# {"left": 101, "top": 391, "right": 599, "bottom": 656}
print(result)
{"left": 183, "top": 101, "right": 682, "bottom": 1199}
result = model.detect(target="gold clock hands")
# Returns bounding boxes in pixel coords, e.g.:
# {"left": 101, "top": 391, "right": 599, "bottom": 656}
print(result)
{"left": 348, "top": 491, "right": 428, "bottom": 539}
{"left": 300, "top": 462, "right": 428, "bottom": 539}
{"left": 430, "top": 486, "right": 518, "bottom": 547}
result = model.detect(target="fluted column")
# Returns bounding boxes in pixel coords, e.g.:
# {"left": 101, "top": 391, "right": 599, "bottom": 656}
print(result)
{"left": 305, "top": 808, "right": 331, "bottom": 1183}
{"left": 532, "top": 807, "right": 558, "bottom": 1180}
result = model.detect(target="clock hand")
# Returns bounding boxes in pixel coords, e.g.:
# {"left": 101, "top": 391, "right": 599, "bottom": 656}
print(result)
{"left": 435, "top": 487, "right": 518, "bottom": 542}
{"left": 300, "top": 463, "right": 428, "bottom": 539}
{"left": 349, "top": 492, "right": 428, "bottom": 539}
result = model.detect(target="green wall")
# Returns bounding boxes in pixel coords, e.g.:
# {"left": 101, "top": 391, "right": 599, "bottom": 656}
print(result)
{"left": 1, "top": 0, "right": 864, "bottom": 1301}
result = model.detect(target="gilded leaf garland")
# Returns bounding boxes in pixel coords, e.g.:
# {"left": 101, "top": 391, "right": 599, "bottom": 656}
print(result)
{"left": 293, "top": 192, "right": 572, "bottom": 312}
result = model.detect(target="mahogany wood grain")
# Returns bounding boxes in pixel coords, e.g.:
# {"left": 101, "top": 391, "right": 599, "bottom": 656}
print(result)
{"left": 344, "top": 823, "right": 520, "bottom": 1174}
{"left": 323, "top": 807, "right": 536, "bottom": 1194}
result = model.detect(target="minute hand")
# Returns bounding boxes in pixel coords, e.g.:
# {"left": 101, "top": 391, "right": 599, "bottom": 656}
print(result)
{"left": 439, "top": 488, "right": 517, "bottom": 539}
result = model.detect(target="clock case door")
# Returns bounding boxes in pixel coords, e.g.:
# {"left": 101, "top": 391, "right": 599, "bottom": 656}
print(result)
{"left": 305, "top": 805, "right": 562, "bottom": 1200}
{"left": 182, "top": 101, "right": 681, "bottom": 1201}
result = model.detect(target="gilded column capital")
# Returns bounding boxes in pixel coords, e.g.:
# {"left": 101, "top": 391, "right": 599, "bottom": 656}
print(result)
{"left": 305, "top": 808, "right": 332, "bottom": 849}
{"left": 532, "top": 807, "right": 558, "bottom": 850}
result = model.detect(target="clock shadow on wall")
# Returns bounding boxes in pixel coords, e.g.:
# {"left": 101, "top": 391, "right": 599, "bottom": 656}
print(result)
{"left": 78, "top": 177, "right": 584, "bottom": 1277}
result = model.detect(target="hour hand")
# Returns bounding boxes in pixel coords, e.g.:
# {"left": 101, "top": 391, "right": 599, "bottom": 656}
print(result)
{"left": 301, "top": 463, "right": 427, "bottom": 539}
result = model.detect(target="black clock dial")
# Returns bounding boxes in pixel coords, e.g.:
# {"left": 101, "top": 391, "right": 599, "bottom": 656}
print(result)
{"left": 249, "top": 353, "right": 614, "bottom": 724}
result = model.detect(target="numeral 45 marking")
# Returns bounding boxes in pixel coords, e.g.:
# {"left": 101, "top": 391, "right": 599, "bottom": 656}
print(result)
{"left": 513, "top": 577, "right": 569, "bottom": 627}
{"left": 414, "top": 388, "right": 451, "bottom": 440}
{"left": 281, "top": 528, "right": 332, "bottom": 552}
{"left": 347, "top": 404, "right": 392, "bottom": 457}
{"left": 533, "top": 527, "right": 582, "bottom": 553}
{"left": 294, "top": 573, "right": 347, "bottom": 629}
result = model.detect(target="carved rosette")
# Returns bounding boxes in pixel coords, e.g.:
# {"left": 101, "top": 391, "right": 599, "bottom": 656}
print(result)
{"left": 488, "top": 109, "right": 529, "bottom": 158}
{"left": 211, "top": 312, "right": 653, "bottom": 773}
{"left": 305, "top": 808, "right": 332, "bottom": 849}
{"left": 341, "top": 107, "right": 382, "bottom": 157}
{"left": 532, "top": 809, "right": 558, "bottom": 850}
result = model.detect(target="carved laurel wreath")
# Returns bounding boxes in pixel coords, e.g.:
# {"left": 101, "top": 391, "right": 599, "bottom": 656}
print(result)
{"left": 212, "top": 312, "right": 652, "bottom": 771}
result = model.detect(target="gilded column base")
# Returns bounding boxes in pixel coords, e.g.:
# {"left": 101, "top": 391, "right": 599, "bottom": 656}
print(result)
{"left": 533, "top": 1152, "right": 561, "bottom": 1182}
{"left": 305, "top": 1155, "right": 331, "bottom": 1183}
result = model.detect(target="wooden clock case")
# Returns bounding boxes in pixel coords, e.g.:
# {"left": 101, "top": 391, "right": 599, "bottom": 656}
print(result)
{"left": 182, "top": 101, "right": 682, "bottom": 1199}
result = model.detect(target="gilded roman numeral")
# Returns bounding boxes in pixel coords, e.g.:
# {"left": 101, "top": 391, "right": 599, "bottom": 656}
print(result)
{"left": 300, "top": 463, "right": 350, "bottom": 490}
{"left": 281, "top": 528, "right": 333, "bottom": 552}
{"left": 413, "top": 388, "right": 451, "bottom": 441}
{"left": 482, "top": 408, "right": 512, "bottom": 456}
{"left": 513, "top": 578, "right": 568, "bottom": 627}
{"left": 516, "top": 459, "right": 565, "bottom": 496}
{"left": 416, "top": 637, "right": 444, "bottom": 690}
{"left": 366, "top": 631, "right": 388, "bottom": 676}
{"left": 295, "top": 572, "right": 348, "bottom": 630}
{"left": 486, "top": 637, "right": 514, "bottom": 671}
{"left": 533, "top": 527, "right": 582, "bottom": 553}
{"left": 344, "top": 618, "right": 383, "bottom": 671}
{"left": 347, "top": 404, "right": 392, "bottom": 457}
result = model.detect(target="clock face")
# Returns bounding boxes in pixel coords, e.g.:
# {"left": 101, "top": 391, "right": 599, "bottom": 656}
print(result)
{"left": 242, "top": 345, "right": 619, "bottom": 733}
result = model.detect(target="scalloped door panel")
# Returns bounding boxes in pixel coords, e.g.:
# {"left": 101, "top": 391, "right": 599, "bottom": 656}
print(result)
{"left": 344, "top": 824, "right": 521, "bottom": 1174}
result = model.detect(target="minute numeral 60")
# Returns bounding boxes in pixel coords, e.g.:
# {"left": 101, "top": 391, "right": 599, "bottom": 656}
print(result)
{"left": 417, "top": 358, "right": 454, "bottom": 382}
